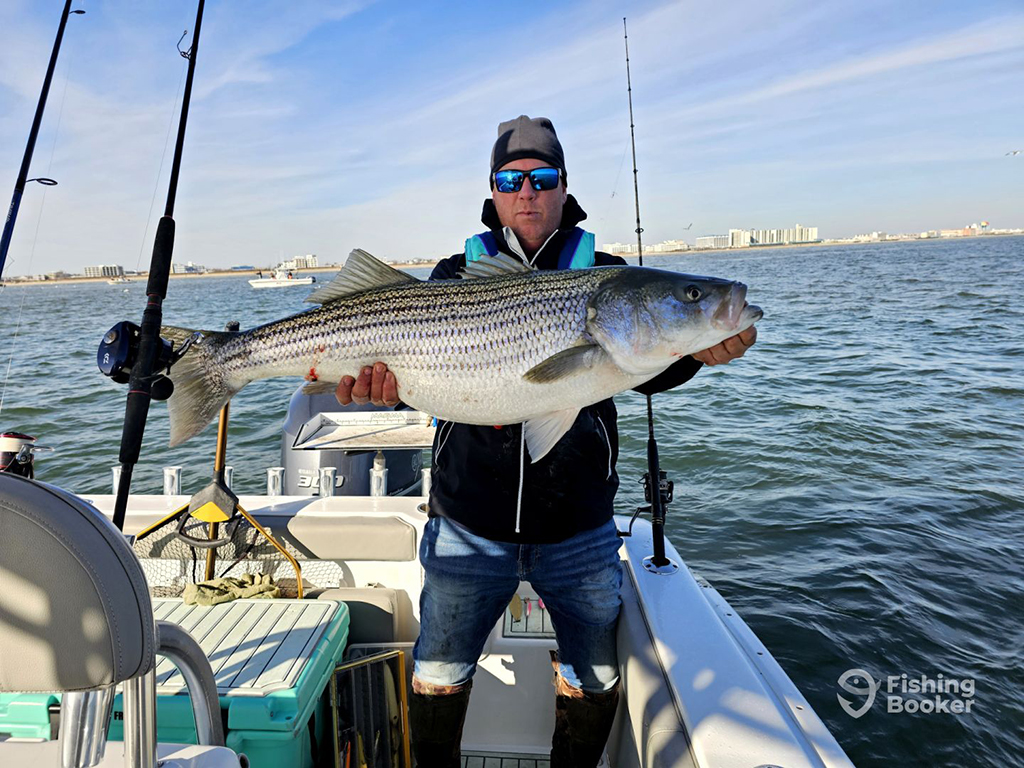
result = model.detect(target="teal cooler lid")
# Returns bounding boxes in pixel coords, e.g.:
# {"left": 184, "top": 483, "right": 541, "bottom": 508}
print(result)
{"left": 151, "top": 598, "right": 350, "bottom": 735}
{"left": 1, "top": 599, "right": 350, "bottom": 745}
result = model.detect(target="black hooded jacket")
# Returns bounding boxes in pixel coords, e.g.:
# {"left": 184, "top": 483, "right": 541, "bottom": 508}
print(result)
{"left": 426, "top": 195, "right": 702, "bottom": 543}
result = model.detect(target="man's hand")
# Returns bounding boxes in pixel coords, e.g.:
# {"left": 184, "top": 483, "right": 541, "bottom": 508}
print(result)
{"left": 335, "top": 362, "right": 400, "bottom": 407}
{"left": 692, "top": 326, "right": 757, "bottom": 366}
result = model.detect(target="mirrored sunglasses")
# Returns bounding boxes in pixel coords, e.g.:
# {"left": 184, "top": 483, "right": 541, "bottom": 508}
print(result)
{"left": 492, "top": 167, "right": 561, "bottom": 193}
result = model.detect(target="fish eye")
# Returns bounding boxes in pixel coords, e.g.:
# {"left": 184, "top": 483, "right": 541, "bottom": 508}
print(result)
{"left": 685, "top": 285, "right": 702, "bottom": 302}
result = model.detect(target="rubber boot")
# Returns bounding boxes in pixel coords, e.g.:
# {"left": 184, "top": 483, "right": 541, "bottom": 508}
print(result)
{"left": 550, "top": 678, "right": 620, "bottom": 767}
{"left": 408, "top": 680, "right": 472, "bottom": 768}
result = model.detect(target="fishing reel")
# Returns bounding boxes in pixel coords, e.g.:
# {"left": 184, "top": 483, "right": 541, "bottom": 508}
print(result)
{"left": 0, "top": 432, "right": 53, "bottom": 480}
{"left": 641, "top": 468, "right": 674, "bottom": 508}
{"left": 618, "top": 468, "right": 674, "bottom": 538}
{"left": 97, "top": 321, "right": 179, "bottom": 400}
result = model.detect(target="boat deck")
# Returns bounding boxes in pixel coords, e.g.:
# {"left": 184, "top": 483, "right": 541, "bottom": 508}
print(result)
{"left": 462, "top": 753, "right": 550, "bottom": 767}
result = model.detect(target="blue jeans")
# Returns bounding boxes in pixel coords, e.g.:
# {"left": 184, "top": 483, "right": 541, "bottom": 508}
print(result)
{"left": 413, "top": 516, "right": 623, "bottom": 693}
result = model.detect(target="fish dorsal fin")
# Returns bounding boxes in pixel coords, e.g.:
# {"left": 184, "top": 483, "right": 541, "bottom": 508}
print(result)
{"left": 459, "top": 252, "right": 533, "bottom": 280}
{"left": 306, "top": 248, "right": 419, "bottom": 304}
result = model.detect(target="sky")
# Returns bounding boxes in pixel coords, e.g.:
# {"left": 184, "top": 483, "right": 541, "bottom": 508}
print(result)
{"left": 0, "top": 0, "right": 1022, "bottom": 275}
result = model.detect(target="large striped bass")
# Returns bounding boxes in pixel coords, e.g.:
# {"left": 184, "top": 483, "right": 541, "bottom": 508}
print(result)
{"left": 163, "top": 249, "right": 761, "bottom": 461}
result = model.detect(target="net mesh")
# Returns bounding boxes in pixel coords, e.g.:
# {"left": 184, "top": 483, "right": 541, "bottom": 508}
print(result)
{"left": 133, "top": 512, "right": 345, "bottom": 598}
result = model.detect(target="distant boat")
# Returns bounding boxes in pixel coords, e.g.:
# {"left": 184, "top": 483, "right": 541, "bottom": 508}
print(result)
{"left": 248, "top": 267, "right": 316, "bottom": 289}
{"left": 107, "top": 276, "right": 132, "bottom": 284}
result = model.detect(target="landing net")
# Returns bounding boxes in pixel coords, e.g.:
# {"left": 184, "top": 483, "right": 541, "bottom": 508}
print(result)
{"left": 133, "top": 513, "right": 345, "bottom": 599}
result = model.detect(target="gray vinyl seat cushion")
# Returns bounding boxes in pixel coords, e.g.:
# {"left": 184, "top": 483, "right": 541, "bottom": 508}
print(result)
{"left": 0, "top": 474, "right": 156, "bottom": 692}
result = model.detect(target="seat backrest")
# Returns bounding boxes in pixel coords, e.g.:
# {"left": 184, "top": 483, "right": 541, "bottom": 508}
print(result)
{"left": 0, "top": 473, "right": 156, "bottom": 693}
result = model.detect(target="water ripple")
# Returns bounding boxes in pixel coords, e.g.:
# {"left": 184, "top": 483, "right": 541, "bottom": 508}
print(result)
{"left": 1, "top": 238, "right": 1022, "bottom": 766}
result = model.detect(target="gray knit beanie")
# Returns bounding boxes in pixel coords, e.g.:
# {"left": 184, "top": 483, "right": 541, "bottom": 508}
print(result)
{"left": 490, "top": 115, "right": 566, "bottom": 180}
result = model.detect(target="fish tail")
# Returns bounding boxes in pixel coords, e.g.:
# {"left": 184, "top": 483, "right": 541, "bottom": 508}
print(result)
{"left": 162, "top": 326, "right": 244, "bottom": 447}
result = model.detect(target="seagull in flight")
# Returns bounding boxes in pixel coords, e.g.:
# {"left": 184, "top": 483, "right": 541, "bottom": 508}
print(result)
{"left": 1007, "top": 149, "right": 1022, "bottom": 156}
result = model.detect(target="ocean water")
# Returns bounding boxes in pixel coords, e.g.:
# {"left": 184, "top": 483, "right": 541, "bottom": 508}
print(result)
{"left": 1, "top": 236, "right": 1021, "bottom": 766}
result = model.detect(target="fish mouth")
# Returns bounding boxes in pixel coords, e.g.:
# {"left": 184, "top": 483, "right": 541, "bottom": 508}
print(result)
{"left": 711, "top": 282, "right": 752, "bottom": 330}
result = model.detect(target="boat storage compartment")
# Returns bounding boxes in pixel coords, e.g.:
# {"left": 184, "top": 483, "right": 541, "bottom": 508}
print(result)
{"left": 0, "top": 598, "right": 349, "bottom": 768}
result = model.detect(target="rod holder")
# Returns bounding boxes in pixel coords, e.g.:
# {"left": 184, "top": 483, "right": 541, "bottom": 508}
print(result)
{"left": 110, "top": 465, "right": 122, "bottom": 495}
{"left": 642, "top": 554, "right": 679, "bottom": 575}
{"left": 59, "top": 686, "right": 115, "bottom": 768}
{"left": 370, "top": 451, "right": 388, "bottom": 497}
{"left": 223, "top": 465, "right": 233, "bottom": 490}
{"left": 266, "top": 467, "right": 285, "bottom": 496}
{"left": 318, "top": 466, "right": 337, "bottom": 497}
{"left": 162, "top": 466, "right": 182, "bottom": 496}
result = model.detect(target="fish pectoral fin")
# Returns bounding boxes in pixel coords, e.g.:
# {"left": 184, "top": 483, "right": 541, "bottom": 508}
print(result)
{"left": 306, "top": 248, "right": 419, "bottom": 304}
{"left": 458, "top": 252, "right": 533, "bottom": 280}
{"left": 522, "top": 344, "right": 607, "bottom": 383}
{"left": 524, "top": 408, "right": 581, "bottom": 463}
{"left": 301, "top": 380, "right": 341, "bottom": 396}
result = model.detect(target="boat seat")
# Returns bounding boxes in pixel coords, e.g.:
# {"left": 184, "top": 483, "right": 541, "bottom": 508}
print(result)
{"left": 0, "top": 474, "right": 155, "bottom": 692}
{"left": 312, "top": 586, "right": 399, "bottom": 643}
{"left": 275, "top": 515, "right": 417, "bottom": 561}
{"left": 0, "top": 474, "right": 239, "bottom": 767}
{"left": 128, "top": 514, "right": 417, "bottom": 563}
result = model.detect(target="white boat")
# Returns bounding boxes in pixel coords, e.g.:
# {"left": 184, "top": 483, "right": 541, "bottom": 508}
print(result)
{"left": 107, "top": 276, "right": 132, "bottom": 285}
{"left": 0, "top": 399, "right": 855, "bottom": 768}
{"left": 248, "top": 268, "right": 316, "bottom": 289}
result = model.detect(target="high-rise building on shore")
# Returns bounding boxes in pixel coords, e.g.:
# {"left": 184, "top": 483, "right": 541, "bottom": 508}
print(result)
{"left": 282, "top": 254, "right": 318, "bottom": 269}
{"left": 695, "top": 224, "right": 819, "bottom": 249}
{"left": 695, "top": 234, "right": 730, "bottom": 249}
{"left": 83, "top": 264, "right": 124, "bottom": 278}
{"left": 602, "top": 240, "right": 689, "bottom": 255}
{"left": 648, "top": 239, "right": 690, "bottom": 253}
{"left": 730, "top": 229, "right": 751, "bottom": 247}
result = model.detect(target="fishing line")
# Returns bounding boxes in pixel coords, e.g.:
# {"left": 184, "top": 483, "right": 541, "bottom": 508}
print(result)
{"left": 610, "top": 143, "right": 628, "bottom": 199}
{"left": 596, "top": 142, "right": 629, "bottom": 226}
{"left": 0, "top": 16, "right": 80, "bottom": 418}
{"left": 135, "top": 58, "right": 189, "bottom": 274}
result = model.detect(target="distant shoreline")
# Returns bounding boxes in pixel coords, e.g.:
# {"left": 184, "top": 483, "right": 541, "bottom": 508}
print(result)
{"left": 0, "top": 264, "right": 446, "bottom": 287}
{"left": 0, "top": 267, "right": 340, "bottom": 287}
{"left": 3, "top": 233, "right": 1020, "bottom": 286}
{"left": 619, "top": 231, "right": 1023, "bottom": 258}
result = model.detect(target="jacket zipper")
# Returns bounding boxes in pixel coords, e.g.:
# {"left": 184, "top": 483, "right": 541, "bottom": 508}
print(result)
{"left": 595, "top": 414, "right": 612, "bottom": 480}
{"left": 435, "top": 421, "right": 455, "bottom": 463}
{"left": 515, "top": 426, "right": 525, "bottom": 533}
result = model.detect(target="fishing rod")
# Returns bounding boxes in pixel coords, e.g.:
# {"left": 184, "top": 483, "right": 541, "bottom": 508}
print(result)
{"left": 622, "top": 17, "right": 676, "bottom": 573}
{"left": 99, "top": 0, "right": 206, "bottom": 531}
{"left": 0, "top": 0, "right": 86, "bottom": 280}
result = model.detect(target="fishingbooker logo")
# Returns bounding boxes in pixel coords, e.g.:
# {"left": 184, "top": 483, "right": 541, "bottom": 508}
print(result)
{"left": 837, "top": 668, "right": 976, "bottom": 718}
{"left": 837, "top": 669, "right": 876, "bottom": 718}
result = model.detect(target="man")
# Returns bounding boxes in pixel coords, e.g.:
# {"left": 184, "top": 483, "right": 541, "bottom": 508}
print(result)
{"left": 337, "top": 116, "right": 755, "bottom": 766}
